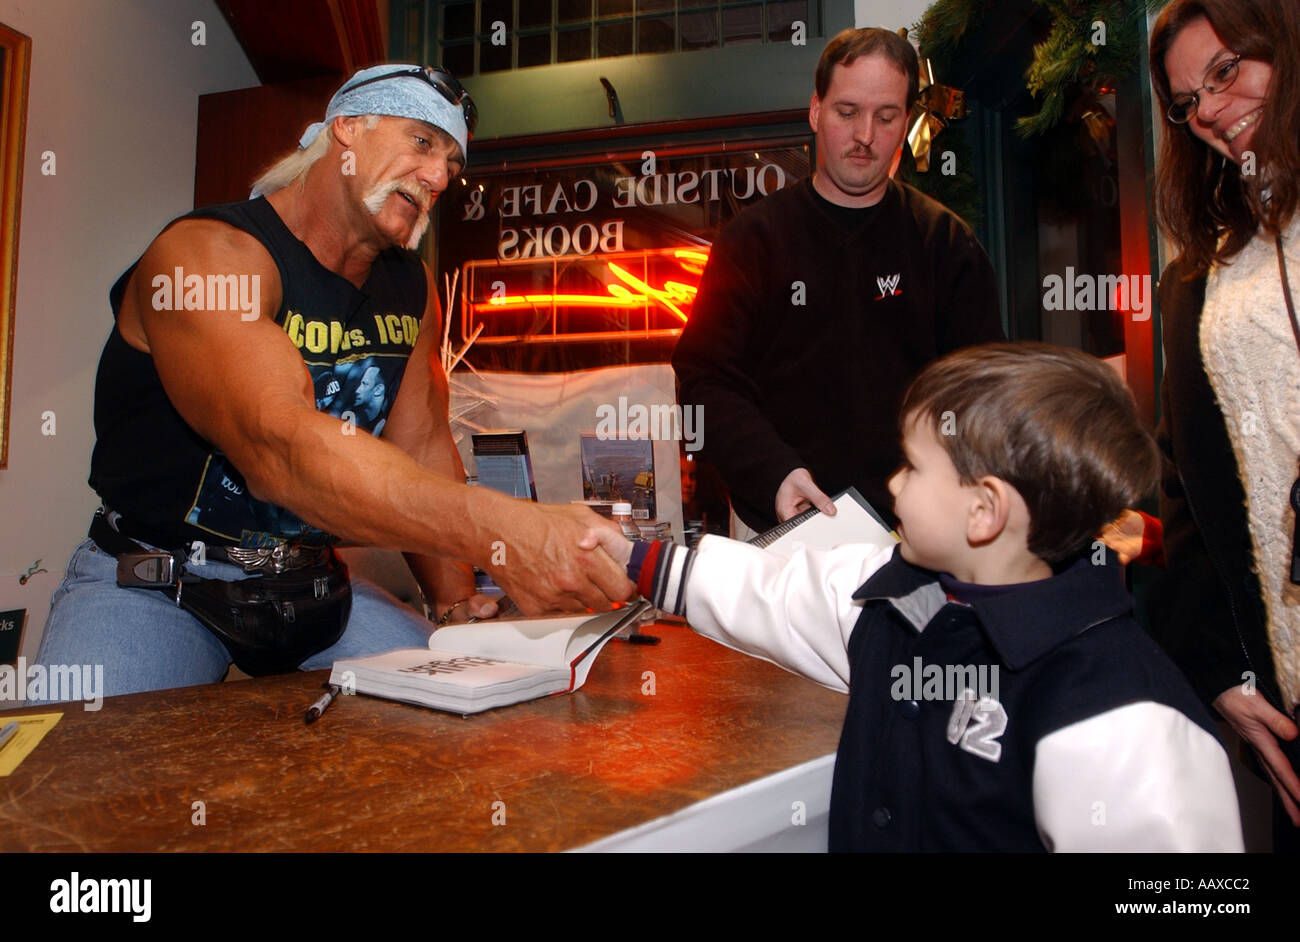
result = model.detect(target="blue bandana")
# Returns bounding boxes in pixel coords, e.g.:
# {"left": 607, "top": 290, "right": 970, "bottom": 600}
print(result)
{"left": 298, "top": 64, "right": 469, "bottom": 164}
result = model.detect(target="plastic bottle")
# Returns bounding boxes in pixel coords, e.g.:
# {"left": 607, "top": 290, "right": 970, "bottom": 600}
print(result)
{"left": 611, "top": 502, "right": 639, "bottom": 540}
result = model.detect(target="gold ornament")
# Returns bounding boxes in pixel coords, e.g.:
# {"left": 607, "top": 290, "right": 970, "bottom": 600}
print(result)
{"left": 907, "top": 57, "right": 967, "bottom": 172}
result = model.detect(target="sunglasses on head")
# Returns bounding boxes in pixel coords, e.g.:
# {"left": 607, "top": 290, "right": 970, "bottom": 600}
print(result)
{"left": 343, "top": 65, "right": 478, "bottom": 138}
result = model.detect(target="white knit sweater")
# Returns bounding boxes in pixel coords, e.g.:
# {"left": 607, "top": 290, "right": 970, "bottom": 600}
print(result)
{"left": 1201, "top": 216, "right": 1300, "bottom": 713}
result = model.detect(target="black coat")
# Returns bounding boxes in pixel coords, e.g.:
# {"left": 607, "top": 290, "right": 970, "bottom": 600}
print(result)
{"left": 671, "top": 179, "right": 1003, "bottom": 533}
{"left": 1148, "top": 255, "right": 1284, "bottom": 714}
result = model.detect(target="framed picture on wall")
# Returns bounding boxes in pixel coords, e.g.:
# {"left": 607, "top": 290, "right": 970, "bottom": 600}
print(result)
{"left": 0, "top": 23, "right": 31, "bottom": 469}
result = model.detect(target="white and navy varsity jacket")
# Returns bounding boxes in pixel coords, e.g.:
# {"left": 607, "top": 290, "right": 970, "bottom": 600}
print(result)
{"left": 630, "top": 536, "right": 1243, "bottom": 852}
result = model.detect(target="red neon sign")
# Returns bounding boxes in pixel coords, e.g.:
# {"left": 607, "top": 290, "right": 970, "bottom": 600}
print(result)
{"left": 461, "top": 247, "right": 711, "bottom": 345}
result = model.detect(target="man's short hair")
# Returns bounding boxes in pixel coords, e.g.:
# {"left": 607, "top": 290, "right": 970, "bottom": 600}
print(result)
{"left": 899, "top": 342, "right": 1159, "bottom": 564}
{"left": 814, "top": 27, "right": 920, "bottom": 111}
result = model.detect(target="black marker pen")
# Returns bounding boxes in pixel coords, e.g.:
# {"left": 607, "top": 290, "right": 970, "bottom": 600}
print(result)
{"left": 304, "top": 684, "right": 341, "bottom": 724}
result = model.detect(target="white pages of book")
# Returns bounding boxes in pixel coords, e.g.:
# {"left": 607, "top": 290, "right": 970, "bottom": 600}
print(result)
{"left": 751, "top": 487, "right": 896, "bottom": 559}
{"left": 329, "top": 602, "right": 647, "bottom": 715}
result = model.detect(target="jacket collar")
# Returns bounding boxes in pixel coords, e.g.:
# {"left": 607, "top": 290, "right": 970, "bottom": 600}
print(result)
{"left": 853, "top": 547, "right": 1133, "bottom": 670}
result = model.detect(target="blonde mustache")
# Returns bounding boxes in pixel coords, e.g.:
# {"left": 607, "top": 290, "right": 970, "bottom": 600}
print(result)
{"left": 362, "top": 180, "right": 432, "bottom": 250}
{"left": 362, "top": 180, "right": 432, "bottom": 214}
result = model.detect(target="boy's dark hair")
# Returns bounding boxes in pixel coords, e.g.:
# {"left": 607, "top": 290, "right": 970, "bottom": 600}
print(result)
{"left": 814, "top": 27, "right": 920, "bottom": 111}
{"left": 900, "top": 342, "right": 1159, "bottom": 564}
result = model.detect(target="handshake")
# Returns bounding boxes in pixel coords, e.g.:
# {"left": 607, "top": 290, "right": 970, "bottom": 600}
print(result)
{"left": 466, "top": 502, "right": 639, "bottom": 619}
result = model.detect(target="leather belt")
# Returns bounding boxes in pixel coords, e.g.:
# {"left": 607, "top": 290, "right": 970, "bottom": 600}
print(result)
{"left": 90, "top": 508, "right": 331, "bottom": 575}
{"left": 86, "top": 508, "right": 351, "bottom": 676}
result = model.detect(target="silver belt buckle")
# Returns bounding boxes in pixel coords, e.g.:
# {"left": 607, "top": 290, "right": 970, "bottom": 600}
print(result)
{"left": 225, "top": 542, "right": 323, "bottom": 574}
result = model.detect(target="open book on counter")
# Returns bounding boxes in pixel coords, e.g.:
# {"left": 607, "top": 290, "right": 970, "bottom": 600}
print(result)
{"left": 330, "top": 601, "right": 649, "bottom": 716}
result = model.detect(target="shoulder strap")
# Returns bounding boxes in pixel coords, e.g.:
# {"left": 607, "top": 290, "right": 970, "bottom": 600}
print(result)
{"left": 1278, "top": 235, "right": 1300, "bottom": 355}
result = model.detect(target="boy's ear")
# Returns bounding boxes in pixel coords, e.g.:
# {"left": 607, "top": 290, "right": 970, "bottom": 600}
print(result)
{"left": 967, "top": 476, "right": 1012, "bottom": 546}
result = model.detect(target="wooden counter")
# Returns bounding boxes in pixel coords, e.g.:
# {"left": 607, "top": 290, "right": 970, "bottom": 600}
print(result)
{"left": 0, "top": 623, "right": 847, "bottom": 851}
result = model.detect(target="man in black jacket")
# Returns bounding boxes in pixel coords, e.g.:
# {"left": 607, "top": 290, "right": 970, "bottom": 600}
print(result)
{"left": 673, "top": 27, "right": 1003, "bottom": 535}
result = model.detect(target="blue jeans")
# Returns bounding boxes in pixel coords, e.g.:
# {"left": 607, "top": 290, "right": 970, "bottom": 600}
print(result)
{"left": 31, "top": 539, "right": 434, "bottom": 700}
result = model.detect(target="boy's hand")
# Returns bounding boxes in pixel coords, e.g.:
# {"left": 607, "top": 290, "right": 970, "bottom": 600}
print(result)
{"left": 578, "top": 526, "right": 634, "bottom": 570}
{"left": 1214, "top": 685, "right": 1300, "bottom": 826}
{"left": 776, "top": 468, "right": 835, "bottom": 521}
{"left": 492, "top": 503, "right": 635, "bottom": 612}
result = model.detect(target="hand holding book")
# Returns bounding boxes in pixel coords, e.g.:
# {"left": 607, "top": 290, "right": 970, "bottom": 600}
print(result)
{"left": 774, "top": 467, "right": 837, "bottom": 522}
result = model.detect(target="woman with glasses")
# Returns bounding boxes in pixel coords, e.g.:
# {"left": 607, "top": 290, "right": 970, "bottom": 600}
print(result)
{"left": 1147, "top": 0, "right": 1300, "bottom": 848}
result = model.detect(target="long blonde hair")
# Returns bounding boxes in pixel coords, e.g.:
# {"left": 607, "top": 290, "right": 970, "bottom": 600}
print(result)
{"left": 250, "top": 115, "right": 380, "bottom": 198}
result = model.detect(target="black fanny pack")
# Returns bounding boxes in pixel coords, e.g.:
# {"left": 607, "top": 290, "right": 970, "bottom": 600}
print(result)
{"left": 90, "top": 510, "right": 351, "bottom": 676}
{"left": 174, "top": 556, "right": 350, "bottom": 676}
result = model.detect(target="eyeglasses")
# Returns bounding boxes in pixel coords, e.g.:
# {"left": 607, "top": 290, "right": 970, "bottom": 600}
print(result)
{"left": 342, "top": 65, "right": 478, "bottom": 138}
{"left": 1167, "top": 55, "right": 1242, "bottom": 124}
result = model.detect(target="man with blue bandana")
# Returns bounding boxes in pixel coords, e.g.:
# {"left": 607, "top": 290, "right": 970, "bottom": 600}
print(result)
{"left": 34, "top": 66, "right": 634, "bottom": 698}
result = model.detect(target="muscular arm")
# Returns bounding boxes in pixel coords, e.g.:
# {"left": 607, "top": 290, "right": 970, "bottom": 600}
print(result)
{"left": 124, "top": 220, "right": 632, "bottom": 613}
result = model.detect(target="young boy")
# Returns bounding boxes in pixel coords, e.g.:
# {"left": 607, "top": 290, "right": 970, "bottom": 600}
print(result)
{"left": 597, "top": 343, "right": 1243, "bottom": 851}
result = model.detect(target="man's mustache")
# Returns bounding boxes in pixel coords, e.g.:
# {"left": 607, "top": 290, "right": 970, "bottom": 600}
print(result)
{"left": 362, "top": 179, "right": 433, "bottom": 215}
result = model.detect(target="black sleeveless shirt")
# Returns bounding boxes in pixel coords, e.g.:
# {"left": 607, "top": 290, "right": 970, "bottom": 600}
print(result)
{"left": 89, "top": 197, "right": 427, "bottom": 548}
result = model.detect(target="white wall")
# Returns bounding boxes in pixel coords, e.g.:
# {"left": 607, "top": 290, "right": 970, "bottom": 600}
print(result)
{"left": 855, "top": 0, "right": 933, "bottom": 32}
{"left": 0, "top": 0, "right": 256, "bottom": 659}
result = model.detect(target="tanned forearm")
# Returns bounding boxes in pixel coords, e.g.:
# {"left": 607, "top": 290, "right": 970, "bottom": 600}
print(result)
{"left": 240, "top": 406, "right": 520, "bottom": 570}
{"left": 242, "top": 413, "right": 630, "bottom": 615}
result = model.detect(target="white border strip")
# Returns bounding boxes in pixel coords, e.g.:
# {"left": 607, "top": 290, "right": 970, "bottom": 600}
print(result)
{"left": 570, "top": 753, "right": 836, "bottom": 853}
